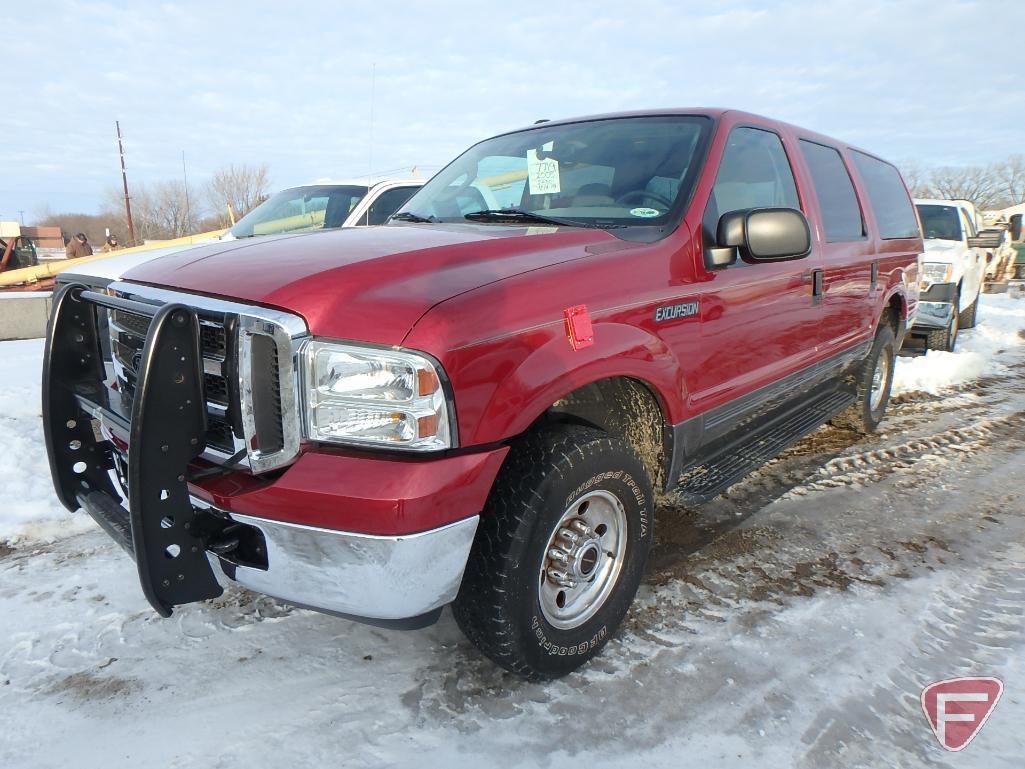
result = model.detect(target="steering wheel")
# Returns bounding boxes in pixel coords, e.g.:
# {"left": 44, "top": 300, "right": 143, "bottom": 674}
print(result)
{"left": 614, "top": 190, "right": 673, "bottom": 209}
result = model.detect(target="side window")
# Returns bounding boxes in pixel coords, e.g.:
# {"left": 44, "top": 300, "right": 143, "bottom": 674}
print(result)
{"left": 850, "top": 151, "right": 919, "bottom": 239}
{"left": 363, "top": 186, "right": 420, "bottom": 226}
{"left": 703, "top": 126, "right": 800, "bottom": 246}
{"left": 798, "top": 140, "right": 864, "bottom": 242}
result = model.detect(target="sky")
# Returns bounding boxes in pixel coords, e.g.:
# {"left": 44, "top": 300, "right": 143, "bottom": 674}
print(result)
{"left": 2, "top": 0, "right": 1022, "bottom": 221}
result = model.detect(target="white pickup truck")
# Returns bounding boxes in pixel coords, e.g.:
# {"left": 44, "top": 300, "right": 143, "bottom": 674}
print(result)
{"left": 907, "top": 198, "right": 988, "bottom": 352}
{"left": 58, "top": 178, "right": 423, "bottom": 287}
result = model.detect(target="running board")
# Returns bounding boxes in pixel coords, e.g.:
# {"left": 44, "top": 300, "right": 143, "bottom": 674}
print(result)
{"left": 673, "top": 389, "right": 856, "bottom": 505}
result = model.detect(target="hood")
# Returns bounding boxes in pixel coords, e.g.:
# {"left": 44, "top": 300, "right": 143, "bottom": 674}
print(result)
{"left": 921, "top": 239, "right": 964, "bottom": 261}
{"left": 122, "top": 224, "right": 628, "bottom": 344}
{"left": 58, "top": 243, "right": 203, "bottom": 282}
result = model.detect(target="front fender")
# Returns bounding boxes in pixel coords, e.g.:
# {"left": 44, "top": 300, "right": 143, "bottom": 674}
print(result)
{"left": 466, "top": 320, "right": 686, "bottom": 445}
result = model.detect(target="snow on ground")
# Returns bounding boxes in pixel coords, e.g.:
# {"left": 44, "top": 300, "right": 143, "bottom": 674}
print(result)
{"left": 892, "top": 294, "right": 1025, "bottom": 395}
{"left": 1, "top": 293, "right": 1025, "bottom": 768}
{"left": 0, "top": 339, "right": 92, "bottom": 544}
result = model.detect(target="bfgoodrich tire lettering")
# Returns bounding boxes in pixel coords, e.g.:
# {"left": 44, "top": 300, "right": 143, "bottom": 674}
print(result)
{"left": 453, "top": 425, "right": 653, "bottom": 679}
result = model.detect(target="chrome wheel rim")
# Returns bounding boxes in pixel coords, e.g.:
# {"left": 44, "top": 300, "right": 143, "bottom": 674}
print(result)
{"left": 870, "top": 347, "right": 891, "bottom": 412}
{"left": 538, "top": 489, "right": 627, "bottom": 630}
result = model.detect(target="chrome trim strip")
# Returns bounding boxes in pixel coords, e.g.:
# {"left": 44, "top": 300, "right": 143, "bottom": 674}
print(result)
{"left": 194, "top": 499, "right": 479, "bottom": 620}
{"left": 238, "top": 314, "right": 302, "bottom": 472}
{"left": 107, "top": 281, "right": 309, "bottom": 339}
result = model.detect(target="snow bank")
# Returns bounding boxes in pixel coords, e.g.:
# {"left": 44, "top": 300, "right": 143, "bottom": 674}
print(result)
{"left": 893, "top": 293, "right": 1025, "bottom": 395}
{"left": 0, "top": 339, "right": 92, "bottom": 544}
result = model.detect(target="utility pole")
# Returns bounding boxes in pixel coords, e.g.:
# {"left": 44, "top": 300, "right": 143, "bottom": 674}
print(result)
{"left": 116, "top": 121, "right": 136, "bottom": 245}
{"left": 17, "top": 210, "right": 24, "bottom": 226}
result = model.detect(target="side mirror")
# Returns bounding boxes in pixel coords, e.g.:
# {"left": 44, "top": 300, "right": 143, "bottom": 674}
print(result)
{"left": 706, "top": 207, "right": 812, "bottom": 269}
{"left": 968, "top": 231, "right": 1003, "bottom": 250}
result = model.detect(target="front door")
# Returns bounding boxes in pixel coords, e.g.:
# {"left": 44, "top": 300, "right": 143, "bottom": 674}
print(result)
{"left": 685, "top": 124, "right": 823, "bottom": 434}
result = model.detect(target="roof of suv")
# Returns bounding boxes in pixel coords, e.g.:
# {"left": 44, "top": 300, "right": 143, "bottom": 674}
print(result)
{"left": 501, "top": 108, "right": 884, "bottom": 162}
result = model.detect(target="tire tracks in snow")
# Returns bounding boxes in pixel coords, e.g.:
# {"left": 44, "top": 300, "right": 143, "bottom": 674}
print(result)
{"left": 779, "top": 411, "right": 1025, "bottom": 499}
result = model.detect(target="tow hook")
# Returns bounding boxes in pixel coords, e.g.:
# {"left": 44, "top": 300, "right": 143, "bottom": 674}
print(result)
{"left": 206, "top": 524, "right": 244, "bottom": 556}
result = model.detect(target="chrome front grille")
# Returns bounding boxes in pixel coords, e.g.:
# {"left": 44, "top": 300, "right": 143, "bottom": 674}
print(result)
{"left": 104, "top": 282, "right": 308, "bottom": 473}
{"left": 109, "top": 309, "right": 236, "bottom": 454}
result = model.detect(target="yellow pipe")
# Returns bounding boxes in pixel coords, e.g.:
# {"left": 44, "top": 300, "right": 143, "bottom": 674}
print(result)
{"left": 0, "top": 228, "right": 227, "bottom": 287}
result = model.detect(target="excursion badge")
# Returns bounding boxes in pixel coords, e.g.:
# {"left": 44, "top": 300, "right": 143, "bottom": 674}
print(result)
{"left": 654, "top": 300, "right": 700, "bottom": 323}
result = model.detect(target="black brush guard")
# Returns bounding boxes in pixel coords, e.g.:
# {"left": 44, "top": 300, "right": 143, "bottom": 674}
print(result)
{"left": 43, "top": 283, "right": 224, "bottom": 616}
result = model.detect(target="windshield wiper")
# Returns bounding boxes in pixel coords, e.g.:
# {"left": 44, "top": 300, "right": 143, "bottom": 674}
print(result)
{"left": 391, "top": 211, "right": 438, "bottom": 223}
{"left": 464, "top": 209, "right": 621, "bottom": 229}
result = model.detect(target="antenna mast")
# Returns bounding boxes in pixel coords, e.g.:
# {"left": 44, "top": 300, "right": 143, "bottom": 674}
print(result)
{"left": 182, "top": 150, "right": 192, "bottom": 235}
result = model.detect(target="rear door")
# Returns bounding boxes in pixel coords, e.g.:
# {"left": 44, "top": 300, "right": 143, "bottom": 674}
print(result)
{"left": 795, "top": 139, "right": 874, "bottom": 353}
{"left": 686, "top": 122, "right": 824, "bottom": 431}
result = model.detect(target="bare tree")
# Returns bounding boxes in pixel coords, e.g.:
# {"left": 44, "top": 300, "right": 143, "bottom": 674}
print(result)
{"left": 36, "top": 210, "right": 118, "bottom": 248}
{"left": 900, "top": 160, "right": 934, "bottom": 199}
{"left": 101, "top": 180, "right": 200, "bottom": 241}
{"left": 995, "top": 155, "right": 1025, "bottom": 207}
{"left": 146, "top": 180, "right": 199, "bottom": 238}
{"left": 206, "top": 164, "right": 270, "bottom": 227}
{"left": 926, "top": 164, "right": 1003, "bottom": 210}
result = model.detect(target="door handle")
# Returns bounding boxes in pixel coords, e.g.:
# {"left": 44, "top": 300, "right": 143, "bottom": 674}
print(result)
{"left": 802, "top": 269, "right": 824, "bottom": 298}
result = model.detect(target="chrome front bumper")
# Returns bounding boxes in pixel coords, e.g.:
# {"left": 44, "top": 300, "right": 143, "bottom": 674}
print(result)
{"left": 911, "top": 300, "right": 955, "bottom": 331}
{"left": 201, "top": 503, "right": 479, "bottom": 624}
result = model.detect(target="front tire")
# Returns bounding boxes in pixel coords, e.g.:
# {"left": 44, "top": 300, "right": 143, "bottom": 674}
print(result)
{"left": 831, "top": 321, "right": 896, "bottom": 434}
{"left": 926, "top": 303, "right": 959, "bottom": 352}
{"left": 958, "top": 292, "right": 980, "bottom": 329}
{"left": 453, "top": 425, "right": 653, "bottom": 679}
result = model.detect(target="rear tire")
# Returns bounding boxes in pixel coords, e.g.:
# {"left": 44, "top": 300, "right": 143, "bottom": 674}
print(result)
{"left": 453, "top": 425, "right": 653, "bottom": 680}
{"left": 830, "top": 322, "right": 896, "bottom": 434}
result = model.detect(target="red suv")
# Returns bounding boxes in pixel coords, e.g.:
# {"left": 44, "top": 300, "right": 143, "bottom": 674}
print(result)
{"left": 44, "top": 109, "right": 921, "bottom": 679}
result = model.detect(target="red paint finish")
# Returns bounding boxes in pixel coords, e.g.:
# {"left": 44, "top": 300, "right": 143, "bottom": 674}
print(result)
{"left": 125, "top": 108, "right": 922, "bottom": 535}
{"left": 191, "top": 445, "right": 509, "bottom": 536}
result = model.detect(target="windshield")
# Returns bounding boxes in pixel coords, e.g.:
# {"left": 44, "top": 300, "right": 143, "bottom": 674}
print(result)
{"left": 395, "top": 115, "right": 711, "bottom": 232}
{"left": 916, "top": 204, "right": 963, "bottom": 241}
{"left": 229, "top": 184, "right": 369, "bottom": 238}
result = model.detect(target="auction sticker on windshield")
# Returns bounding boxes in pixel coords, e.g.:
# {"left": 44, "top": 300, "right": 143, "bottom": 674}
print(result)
{"left": 528, "top": 143, "right": 561, "bottom": 195}
{"left": 629, "top": 207, "right": 661, "bottom": 218}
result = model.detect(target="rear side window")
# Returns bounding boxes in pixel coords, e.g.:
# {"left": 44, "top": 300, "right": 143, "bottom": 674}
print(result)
{"left": 799, "top": 140, "right": 864, "bottom": 242}
{"left": 850, "top": 151, "right": 919, "bottom": 239}
{"left": 703, "top": 126, "right": 800, "bottom": 244}
{"left": 363, "top": 186, "right": 420, "bottom": 226}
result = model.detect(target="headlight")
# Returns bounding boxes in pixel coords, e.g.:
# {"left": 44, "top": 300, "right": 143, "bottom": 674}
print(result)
{"left": 302, "top": 341, "right": 453, "bottom": 451}
{"left": 920, "top": 262, "right": 954, "bottom": 288}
